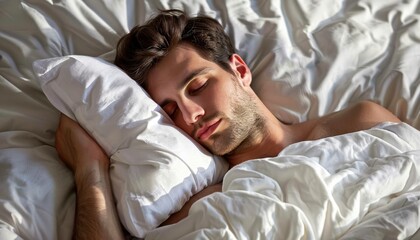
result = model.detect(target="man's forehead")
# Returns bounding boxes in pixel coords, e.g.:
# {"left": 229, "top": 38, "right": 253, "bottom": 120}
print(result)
{"left": 146, "top": 45, "right": 216, "bottom": 100}
{"left": 146, "top": 44, "right": 201, "bottom": 83}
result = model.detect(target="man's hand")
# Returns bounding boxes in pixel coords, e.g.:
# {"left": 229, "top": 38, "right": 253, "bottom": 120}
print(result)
{"left": 55, "top": 114, "right": 108, "bottom": 174}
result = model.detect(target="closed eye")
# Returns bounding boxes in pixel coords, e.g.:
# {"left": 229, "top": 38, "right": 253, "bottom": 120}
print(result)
{"left": 162, "top": 102, "right": 179, "bottom": 119}
{"left": 188, "top": 80, "right": 208, "bottom": 95}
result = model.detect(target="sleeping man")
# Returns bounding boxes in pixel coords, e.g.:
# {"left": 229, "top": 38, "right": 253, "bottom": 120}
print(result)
{"left": 55, "top": 9, "right": 401, "bottom": 239}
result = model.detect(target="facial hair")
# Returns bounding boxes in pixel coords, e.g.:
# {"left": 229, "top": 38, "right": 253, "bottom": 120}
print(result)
{"left": 204, "top": 79, "right": 266, "bottom": 156}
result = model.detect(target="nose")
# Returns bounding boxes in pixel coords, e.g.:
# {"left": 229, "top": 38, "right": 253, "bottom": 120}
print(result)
{"left": 178, "top": 97, "right": 204, "bottom": 125}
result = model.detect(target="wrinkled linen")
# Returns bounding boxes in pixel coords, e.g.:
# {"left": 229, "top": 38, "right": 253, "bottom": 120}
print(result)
{"left": 147, "top": 123, "right": 420, "bottom": 239}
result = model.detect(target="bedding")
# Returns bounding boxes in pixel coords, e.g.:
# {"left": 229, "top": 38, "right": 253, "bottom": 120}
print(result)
{"left": 1, "top": 0, "right": 420, "bottom": 239}
{"left": 146, "top": 122, "right": 420, "bottom": 239}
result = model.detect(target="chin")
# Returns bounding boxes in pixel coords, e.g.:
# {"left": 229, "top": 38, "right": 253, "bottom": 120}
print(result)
{"left": 210, "top": 142, "right": 239, "bottom": 157}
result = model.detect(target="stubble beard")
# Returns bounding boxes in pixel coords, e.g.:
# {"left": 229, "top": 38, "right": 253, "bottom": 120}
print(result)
{"left": 205, "top": 83, "right": 266, "bottom": 157}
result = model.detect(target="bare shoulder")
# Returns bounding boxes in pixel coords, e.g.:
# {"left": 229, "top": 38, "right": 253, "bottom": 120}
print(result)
{"left": 343, "top": 100, "right": 400, "bottom": 123}
{"left": 307, "top": 101, "right": 400, "bottom": 140}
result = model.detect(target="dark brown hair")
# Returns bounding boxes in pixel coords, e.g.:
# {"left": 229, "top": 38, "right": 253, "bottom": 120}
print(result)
{"left": 114, "top": 9, "right": 235, "bottom": 89}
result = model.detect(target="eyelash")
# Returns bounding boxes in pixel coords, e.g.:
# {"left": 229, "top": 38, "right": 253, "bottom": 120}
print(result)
{"left": 170, "top": 106, "right": 179, "bottom": 117}
{"left": 162, "top": 102, "right": 178, "bottom": 118}
{"left": 189, "top": 81, "right": 208, "bottom": 95}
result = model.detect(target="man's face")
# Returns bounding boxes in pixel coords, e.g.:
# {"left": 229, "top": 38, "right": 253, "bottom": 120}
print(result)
{"left": 146, "top": 44, "right": 262, "bottom": 156}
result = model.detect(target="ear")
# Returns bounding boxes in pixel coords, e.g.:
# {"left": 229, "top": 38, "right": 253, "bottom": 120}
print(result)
{"left": 229, "top": 54, "right": 252, "bottom": 86}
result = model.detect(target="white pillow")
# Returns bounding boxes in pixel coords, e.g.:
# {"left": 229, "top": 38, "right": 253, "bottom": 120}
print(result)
{"left": 33, "top": 55, "right": 228, "bottom": 238}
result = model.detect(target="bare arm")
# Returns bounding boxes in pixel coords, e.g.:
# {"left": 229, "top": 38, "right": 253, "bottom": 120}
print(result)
{"left": 160, "top": 183, "right": 222, "bottom": 226}
{"left": 56, "top": 114, "right": 124, "bottom": 240}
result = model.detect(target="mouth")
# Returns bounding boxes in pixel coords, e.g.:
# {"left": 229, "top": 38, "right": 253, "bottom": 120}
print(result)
{"left": 196, "top": 119, "right": 221, "bottom": 141}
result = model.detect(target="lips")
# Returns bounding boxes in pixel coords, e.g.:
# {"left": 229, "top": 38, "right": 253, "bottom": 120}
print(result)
{"left": 196, "top": 119, "right": 221, "bottom": 141}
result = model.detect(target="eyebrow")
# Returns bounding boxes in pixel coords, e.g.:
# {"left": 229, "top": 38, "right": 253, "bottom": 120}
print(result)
{"left": 159, "top": 67, "right": 212, "bottom": 107}
{"left": 178, "top": 67, "right": 213, "bottom": 89}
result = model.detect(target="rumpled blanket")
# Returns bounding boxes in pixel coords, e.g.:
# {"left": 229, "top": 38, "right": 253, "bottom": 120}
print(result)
{"left": 147, "top": 122, "right": 420, "bottom": 239}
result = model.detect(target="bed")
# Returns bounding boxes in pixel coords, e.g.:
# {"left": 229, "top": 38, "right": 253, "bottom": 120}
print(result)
{"left": 1, "top": 0, "right": 420, "bottom": 239}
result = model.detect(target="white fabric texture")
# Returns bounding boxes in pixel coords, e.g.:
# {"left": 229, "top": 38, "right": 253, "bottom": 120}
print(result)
{"left": 146, "top": 123, "right": 420, "bottom": 239}
{"left": 0, "top": 0, "right": 419, "bottom": 239}
{"left": 33, "top": 55, "right": 228, "bottom": 237}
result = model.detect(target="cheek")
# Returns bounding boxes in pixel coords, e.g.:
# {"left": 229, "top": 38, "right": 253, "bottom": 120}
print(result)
{"left": 211, "top": 84, "right": 235, "bottom": 111}
{"left": 174, "top": 118, "right": 194, "bottom": 137}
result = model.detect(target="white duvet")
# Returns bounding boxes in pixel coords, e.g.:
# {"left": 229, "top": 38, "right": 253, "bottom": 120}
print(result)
{"left": 147, "top": 123, "right": 420, "bottom": 239}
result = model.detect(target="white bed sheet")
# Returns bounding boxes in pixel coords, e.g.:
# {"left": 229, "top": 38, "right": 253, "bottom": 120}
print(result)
{"left": 1, "top": 0, "right": 419, "bottom": 239}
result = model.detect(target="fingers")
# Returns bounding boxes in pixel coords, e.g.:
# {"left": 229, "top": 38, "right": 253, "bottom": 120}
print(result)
{"left": 55, "top": 114, "right": 110, "bottom": 173}
{"left": 55, "top": 114, "right": 78, "bottom": 170}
